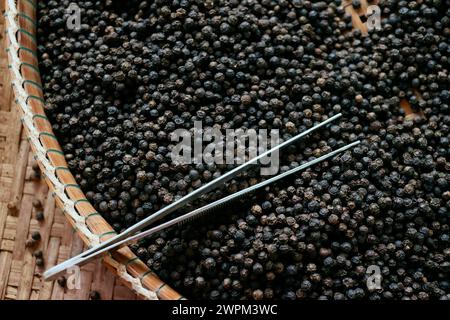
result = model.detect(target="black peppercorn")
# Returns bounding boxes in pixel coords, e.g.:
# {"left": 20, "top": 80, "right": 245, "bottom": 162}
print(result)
{"left": 57, "top": 276, "right": 66, "bottom": 288}
{"left": 32, "top": 161, "right": 41, "bottom": 179}
{"left": 36, "top": 258, "right": 44, "bottom": 267}
{"left": 89, "top": 291, "right": 101, "bottom": 300}
{"left": 31, "top": 231, "right": 41, "bottom": 241}
{"left": 352, "top": 0, "right": 361, "bottom": 9}
{"left": 33, "top": 250, "right": 43, "bottom": 258}
{"left": 35, "top": 211, "right": 45, "bottom": 221}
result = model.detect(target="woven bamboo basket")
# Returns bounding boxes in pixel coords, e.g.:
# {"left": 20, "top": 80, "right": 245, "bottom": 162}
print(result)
{"left": 4, "top": 0, "right": 183, "bottom": 300}
{"left": 4, "top": 0, "right": 423, "bottom": 301}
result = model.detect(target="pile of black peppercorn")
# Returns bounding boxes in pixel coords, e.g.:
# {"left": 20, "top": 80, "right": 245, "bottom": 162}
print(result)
{"left": 37, "top": 0, "right": 449, "bottom": 300}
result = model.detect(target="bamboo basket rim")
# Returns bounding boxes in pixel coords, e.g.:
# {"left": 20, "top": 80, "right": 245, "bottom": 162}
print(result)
{"left": 5, "top": 0, "right": 183, "bottom": 300}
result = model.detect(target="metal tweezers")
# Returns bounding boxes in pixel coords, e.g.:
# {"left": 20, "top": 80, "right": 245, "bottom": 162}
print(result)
{"left": 44, "top": 113, "right": 360, "bottom": 280}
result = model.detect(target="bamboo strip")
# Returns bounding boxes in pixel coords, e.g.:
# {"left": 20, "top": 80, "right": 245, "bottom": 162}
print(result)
{"left": 7, "top": 140, "right": 28, "bottom": 213}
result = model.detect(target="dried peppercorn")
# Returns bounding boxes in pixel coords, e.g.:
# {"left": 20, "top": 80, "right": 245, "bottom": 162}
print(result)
{"left": 31, "top": 231, "right": 41, "bottom": 241}
{"left": 89, "top": 291, "right": 101, "bottom": 300}
{"left": 35, "top": 211, "right": 45, "bottom": 221}
{"left": 57, "top": 276, "right": 67, "bottom": 288}
{"left": 36, "top": 258, "right": 45, "bottom": 267}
